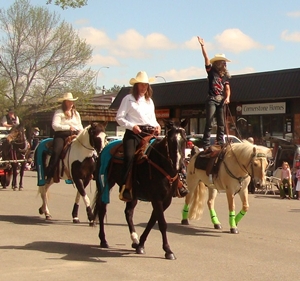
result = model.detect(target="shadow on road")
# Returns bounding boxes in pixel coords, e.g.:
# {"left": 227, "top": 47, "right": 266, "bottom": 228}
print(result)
{"left": 0, "top": 241, "right": 134, "bottom": 262}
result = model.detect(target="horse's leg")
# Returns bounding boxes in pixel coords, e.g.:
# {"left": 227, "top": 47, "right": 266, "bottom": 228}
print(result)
{"left": 226, "top": 189, "right": 239, "bottom": 234}
{"left": 11, "top": 164, "right": 18, "bottom": 191}
{"left": 124, "top": 200, "right": 139, "bottom": 248}
{"left": 235, "top": 188, "right": 249, "bottom": 225}
{"left": 207, "top": 188, "right": 222, "bottom": 229}
{"left": 72, "top": 176, "right": 94, "bottom": 226}
{"left": 137, "top": 199, "right": 176, "bottom": 260}
{"left": 38, "top": 184, "right": 52, "bottom": 220}
{"left": 97, "top": 201, "right": 109, "bottom": 248}
{"left": 72, "top": 191, "right": 81, "bottom": 223}
{"left": 18, "top": 162, "right": 25, "bottom": 190}
{"left": 181, "top": 202, "right": 190, "bottom": 225}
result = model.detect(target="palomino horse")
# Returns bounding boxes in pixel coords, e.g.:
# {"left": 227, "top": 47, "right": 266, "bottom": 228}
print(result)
{"left": 93, "top": 119, "right": 187, "bottom": 260}
{"left": 181, "top": 141, "right": 272, "bottom": 233}
{"left": 35, "top": 122, "right": 106, "bottom": 225}
{"left": 1, "top": 124, "right": 30, "bottom": 191}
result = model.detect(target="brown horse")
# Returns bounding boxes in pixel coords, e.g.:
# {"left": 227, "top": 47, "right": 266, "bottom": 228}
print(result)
{"left": 93, "top": 119, "right": 187, "bottom": 260}
{"left": 1, "top": 124, "right": 30, "bottom": 191}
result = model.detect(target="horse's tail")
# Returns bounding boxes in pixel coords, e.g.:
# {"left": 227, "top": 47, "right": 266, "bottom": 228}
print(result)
{"left": 188, "top": 181, "right": 207, "bottom": 220}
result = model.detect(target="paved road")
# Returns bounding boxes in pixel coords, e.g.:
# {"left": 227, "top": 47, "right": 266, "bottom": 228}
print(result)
{"left": 0, "top": 171, "right": 299, "bottom": 281}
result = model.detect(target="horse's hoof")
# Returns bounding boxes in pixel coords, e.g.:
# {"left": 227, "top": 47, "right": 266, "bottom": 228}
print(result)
{"left": 230, "top": 228, "right": 239, "bottom": 234}
{"left": 100, "top": 241, "right": 109, "bottom": 248}
{"left": 89, "top": 221, "right": 95, "bottom": 227}
{"left": 131, "top": 242, "right": 138, "bottom": 249}
{"left": 38, "top": 207, "right": 44, "bottom": 215}
{"left": 136, "top": 246, "right": 145, "bottom": 254}
{"left": 19, "top": 187, "right": 23, "bottom": 191}
{"left": 165, "top": 252, "right": 176, "bottom": 260}
{"left": 72, "top": 217, "right": 80, "bottom": 223}
{"left": 181, "top": 219, "right": 189, "bottom": 225}
{"left": 45, "top": 215, "right": 52, "bottom": 220}
{"left": 13, "top": 187, "right": 18, "bottom": 191}
{"left": 214, "top": 224, "right": 222, "bottom": 229}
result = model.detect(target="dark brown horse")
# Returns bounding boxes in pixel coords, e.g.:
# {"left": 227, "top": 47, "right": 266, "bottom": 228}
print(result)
{"left": 1, "top": 124, "right": 30, "bottom": 191}
{"left": 93, "top": 119, "right": 187, "bottom": 260}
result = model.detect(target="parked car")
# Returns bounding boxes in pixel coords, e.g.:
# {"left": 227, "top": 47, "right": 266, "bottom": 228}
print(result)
{"left": 185, "top": 134, "right": 242, "bottom": 159}
{"left": 106, "top": 136, "right": 123, "bottom": 143}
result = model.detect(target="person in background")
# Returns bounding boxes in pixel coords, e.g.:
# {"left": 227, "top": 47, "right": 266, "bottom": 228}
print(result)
{"left": 295, "top": 164, "right": 300, "bottom": 200}
{"left": 247, "top": 137, "right": 254, "bottom": 144}
{"left": 279, "top": 161, "right": 293, "bottom": 199}
{"left": 2, "top": 108, "right": 20, "bottom": 128}
{"left": 116, "top": 71, "right": 188, "bottom": 201}
{"left": 45, "top": 92, "right": 83, "bottom": 184}
{"left": 197, "top": 36, "right": 231, "bottom": 150}
{"left": 31, "top": 127, "right": 40, "bottom": 150}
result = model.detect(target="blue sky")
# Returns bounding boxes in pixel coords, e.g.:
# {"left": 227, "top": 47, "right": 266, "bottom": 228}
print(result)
{"left": 2, "top": 0, "right": 300, "bottom": 90}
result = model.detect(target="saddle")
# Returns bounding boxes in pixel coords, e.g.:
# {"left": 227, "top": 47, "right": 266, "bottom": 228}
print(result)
{"left": 44, "top": 135, "right": 77, "bottom": 182}
{"left": 194, "top": 145, "right": 226, "bottom": 177}
{"left": 108, "top": 135, "right": 155, "bottom": 189}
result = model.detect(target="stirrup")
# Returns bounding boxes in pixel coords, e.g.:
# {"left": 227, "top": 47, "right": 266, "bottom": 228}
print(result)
{"left": 119, "top": 184, "right": 133, "bottom": 202}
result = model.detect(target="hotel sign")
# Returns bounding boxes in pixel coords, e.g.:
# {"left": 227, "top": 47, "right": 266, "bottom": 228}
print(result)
{"left": 238, "top": 102, "right": 286, "bottom": 115}
{"left": 155, "top": 109, "right": 170, "bottom": 118}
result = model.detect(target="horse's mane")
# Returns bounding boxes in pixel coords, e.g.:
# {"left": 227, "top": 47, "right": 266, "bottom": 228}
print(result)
{"left": 229, "top": 141, "right": 271, "bottom": 159}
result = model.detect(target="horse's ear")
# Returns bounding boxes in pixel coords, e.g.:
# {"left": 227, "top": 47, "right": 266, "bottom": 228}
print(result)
{"left": 180, "top": 118, "right": 188, "bottom": 129}
{"left": 163, "top": 119, "right": 174, "bottom": 130}
{"left": 252, "top": 146, "right": 257, "bottom": 156}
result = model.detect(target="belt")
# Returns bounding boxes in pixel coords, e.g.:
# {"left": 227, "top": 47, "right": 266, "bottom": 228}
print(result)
{"left": 138, "top": 125, "right": 155, "bottom": 133}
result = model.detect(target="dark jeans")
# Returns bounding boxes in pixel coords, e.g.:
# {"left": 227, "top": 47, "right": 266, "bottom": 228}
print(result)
{"left": 46, "top": 131, "right": 72, "bottom": 178}
{"left": 202, "top": 98, "right": 225, "bottom": 147}
{"left": 121, "top": 129, "right": 142, "bottom": 185}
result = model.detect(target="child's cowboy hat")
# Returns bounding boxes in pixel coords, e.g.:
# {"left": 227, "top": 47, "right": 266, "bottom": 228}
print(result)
{"left": 58, "top": 92, "right": 78, "bottom": 102}
{"left": 210, "top": 54, "right": 231, "bottom": 64}
{"left": 129, "top": 71, "right": 155, "bottom": 85}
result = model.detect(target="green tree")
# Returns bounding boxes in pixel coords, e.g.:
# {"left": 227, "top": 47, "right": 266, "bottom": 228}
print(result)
{"left": 46, "top": 0, "right": 88, "bottom": 9}
{"left": 0, "top": 0, "right": 94, "bottom": 120}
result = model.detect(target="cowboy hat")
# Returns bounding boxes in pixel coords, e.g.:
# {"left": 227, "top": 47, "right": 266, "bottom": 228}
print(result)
{"left": 129, "top": 71, "right": 155, "bottom": 85}
{"left": 210, "top": 54, "right": 231, "bottom": 64}
{"left": 7, "top": 108, "right": 14, "bottom": 113}
{"left": 33, "top": 127, "right": 40, "bottom": 131}
{"left": 58, "top": 92, "right": 78, "bottom": 102}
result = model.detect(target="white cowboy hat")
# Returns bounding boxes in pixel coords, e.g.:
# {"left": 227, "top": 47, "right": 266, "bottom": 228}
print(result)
{"left": 58, "top": 92, "right": 78, "bottom": 102}
{"left": 210, "top": 54, "right": 231, "bottom": 64}
{"left": 129, "top": 71, "right": 155, "bottom": 85}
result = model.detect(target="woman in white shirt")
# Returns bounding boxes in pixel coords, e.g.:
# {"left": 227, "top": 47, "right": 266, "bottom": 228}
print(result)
{"left": 45, "top": 92, "right": 83, "bottom": 183}
{"left": 116, "top": 71, "right": 161, "bottom": 201}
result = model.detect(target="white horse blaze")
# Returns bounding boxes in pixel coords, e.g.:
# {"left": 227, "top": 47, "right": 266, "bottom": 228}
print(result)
{"left": 176, "top": 134, "right": 183, "bottom": 170}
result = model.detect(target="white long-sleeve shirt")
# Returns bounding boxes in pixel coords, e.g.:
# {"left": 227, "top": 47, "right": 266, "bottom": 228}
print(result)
{"left": 116, "top": 94, "right": 159, "bottom": 131}
{"left": 52, "top": 109, "right": 83, "bottom": 132}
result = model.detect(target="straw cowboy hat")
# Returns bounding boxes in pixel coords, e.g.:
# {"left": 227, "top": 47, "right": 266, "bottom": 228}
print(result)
{"left": 129, "top": 71, "right": 155, "bottom": 85}
{"left": 33, "top": 127, "right": 40, "bottom": 131}
{"left": 210, "top": 54, "right": 231, "bottom": 64}
{"left": 58, "top": 92, "right": 78, "bottom": 102}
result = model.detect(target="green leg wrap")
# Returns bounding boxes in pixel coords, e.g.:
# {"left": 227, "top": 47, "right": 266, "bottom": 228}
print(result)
{"left": 229, "top": 211, "right": 236, "bottom": 228}
{"left": 210, "top": 209, "right": 221, "bottom": 225}
{"left": 235, "top": 210, "right": 246, "bottom": 224}
{"left": 182, "top": 203, "right": 189, "bottom": 220}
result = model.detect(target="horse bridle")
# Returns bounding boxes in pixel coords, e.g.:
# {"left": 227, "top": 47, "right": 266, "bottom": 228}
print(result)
{"left": 223, "top": 150, "right": 269, "bottom": 186}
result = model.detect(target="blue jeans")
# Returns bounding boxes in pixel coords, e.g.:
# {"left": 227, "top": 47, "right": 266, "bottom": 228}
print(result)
{"left": 202, "top": 98, "right": 225, "bottom": 147}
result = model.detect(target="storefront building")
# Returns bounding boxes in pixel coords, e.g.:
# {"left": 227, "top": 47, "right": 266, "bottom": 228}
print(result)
{"left": 111, "top": 67, "right": 300, "bottom": 145}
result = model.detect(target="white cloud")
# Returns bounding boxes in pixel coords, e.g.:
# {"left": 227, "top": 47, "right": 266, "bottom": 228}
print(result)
{"left": 215, "top": 29, "right": 274, "bottom": 53}
{"left": 281, "top": 30, "right": 300, "bottom": 42}
{"left": 78, "top": 27, "right": 111, "bottom": 48}
{"left": 89, "top": 54, "right": 120, "bottom": 66}
{"left": 286, "top": 11, "right": 300, "bottom": 18}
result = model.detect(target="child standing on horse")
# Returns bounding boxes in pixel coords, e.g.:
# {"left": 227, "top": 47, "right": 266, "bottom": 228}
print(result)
{"left": 197, "top": 36, "right": 231, "bottom": 150}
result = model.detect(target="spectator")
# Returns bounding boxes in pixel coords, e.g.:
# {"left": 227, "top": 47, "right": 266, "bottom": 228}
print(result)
{"left": 279, "top": 161, "right": 293, "bottom": 199}
{"left": 295, "top": 164, "right": 300, "bottom": 200}
{"left": 2, "top": 108, "right": 20, "bottom": 128}
{"left": 247, "top": 137, "right": 254, "bottom": 144}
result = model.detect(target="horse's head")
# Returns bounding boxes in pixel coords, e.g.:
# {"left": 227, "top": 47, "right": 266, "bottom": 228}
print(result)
{"left": 164, "top": 119, "right": 188, "bottom": 172}
{"left": 249, "top": 145, "right": 272, "bottom": 188}
{"left": 88, "top": 122, "right": 107, "bottom": 154}
{"left": 7, "top": 124, "right": 26, "bottom": 143}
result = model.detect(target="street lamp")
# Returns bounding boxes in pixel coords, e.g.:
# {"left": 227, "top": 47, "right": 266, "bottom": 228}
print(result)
{"left": 95, "top": 66, "right": 109, "bottom": 88}
{"left": 155, "top": 75, "right": 166, "bottom": 82}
